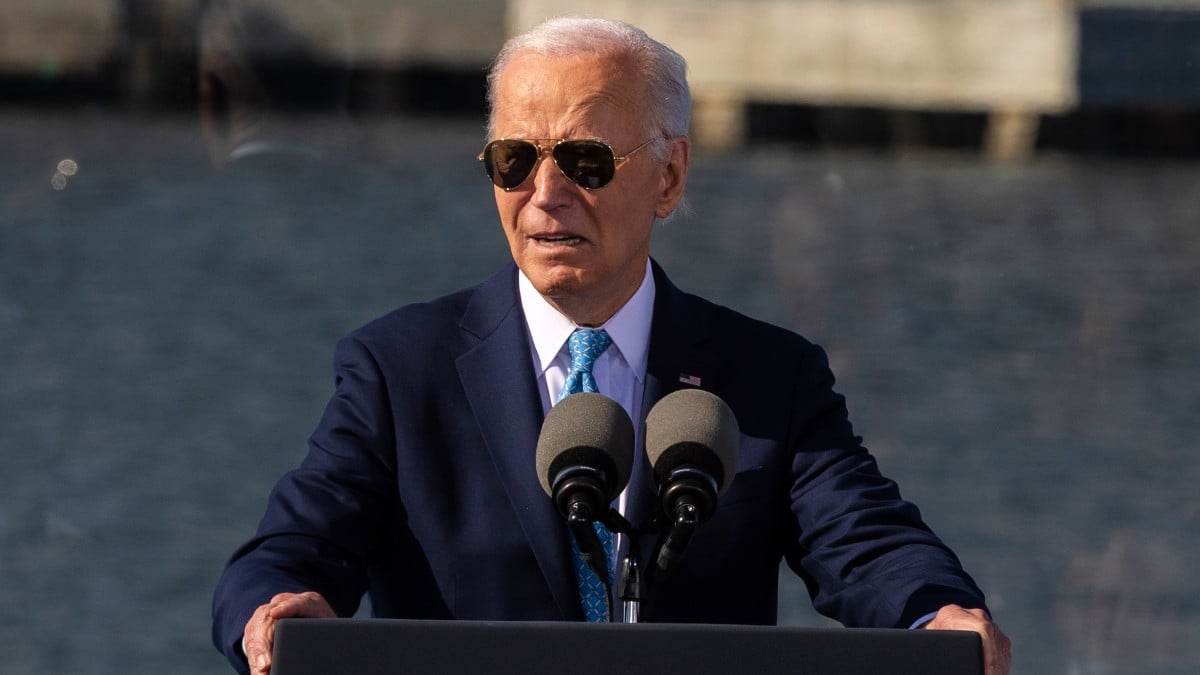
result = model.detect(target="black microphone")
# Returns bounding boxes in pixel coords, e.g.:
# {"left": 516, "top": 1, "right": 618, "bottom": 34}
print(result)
{"left": 536, "top": 392, "right": 635, "bottom": 586}
{"left": 645, "top": 389, "right": 739, "bottom": 575}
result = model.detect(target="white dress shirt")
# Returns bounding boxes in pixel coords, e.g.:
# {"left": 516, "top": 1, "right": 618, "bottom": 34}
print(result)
{"left": 518, "top": 260, "right": 655, "bottom": 434}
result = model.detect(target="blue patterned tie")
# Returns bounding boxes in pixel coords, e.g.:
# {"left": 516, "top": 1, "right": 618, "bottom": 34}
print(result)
{"left": 556, "top": 328, "right": 614, "bottom": 622}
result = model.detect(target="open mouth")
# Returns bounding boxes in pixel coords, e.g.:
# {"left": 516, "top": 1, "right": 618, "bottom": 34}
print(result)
{"left": 532, "top": 234, "right": 584, "bottom": 246}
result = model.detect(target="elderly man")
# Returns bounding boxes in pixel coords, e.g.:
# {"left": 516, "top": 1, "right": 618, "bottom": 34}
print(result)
{"left": 212, "top": 16, "right": 1011, "bottom": 675}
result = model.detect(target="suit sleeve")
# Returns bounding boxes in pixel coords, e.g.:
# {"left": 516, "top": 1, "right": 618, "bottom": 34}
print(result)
{"left": 211, "top": 335, "right": 398, "bottom": 671}
{"left": 780, "top": 341, "right": 987, "bottom": 628}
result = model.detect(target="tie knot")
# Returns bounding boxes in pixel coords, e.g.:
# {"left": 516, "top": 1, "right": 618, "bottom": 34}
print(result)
{"left": 556, "top": 328, "right": 612, "bottom": 403}
{"left": 567, "top": 328, "right": 612, "bottom": 371}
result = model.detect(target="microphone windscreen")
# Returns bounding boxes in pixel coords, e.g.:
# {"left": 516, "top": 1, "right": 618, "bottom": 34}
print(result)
{"left": 535, "top": 392, "right": 635, "bottom": 501}
{"left": 645, "top": 389, "right": 739, "bottom": 494}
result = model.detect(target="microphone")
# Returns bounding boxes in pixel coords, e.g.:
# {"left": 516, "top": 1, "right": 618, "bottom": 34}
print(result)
{"left": 645, "top": 389, "right": 739, "bottom": 574}
{"left": 536, "top": 392, "right": 635, "bottom": 586}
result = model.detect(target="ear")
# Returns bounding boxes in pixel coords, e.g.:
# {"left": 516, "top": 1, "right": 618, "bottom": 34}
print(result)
{"left": 654, "top": 136, "right": 691, "bottom": 219}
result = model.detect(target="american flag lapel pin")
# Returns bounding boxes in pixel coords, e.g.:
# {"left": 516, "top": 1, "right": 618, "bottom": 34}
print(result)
{"left": 678, "top": 373, "right": 702, "bottom": 386}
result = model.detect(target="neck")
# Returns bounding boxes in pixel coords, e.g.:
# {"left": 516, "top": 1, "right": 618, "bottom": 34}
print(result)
{"left": 545, "top": 280, "right": 642, "bottom": 327}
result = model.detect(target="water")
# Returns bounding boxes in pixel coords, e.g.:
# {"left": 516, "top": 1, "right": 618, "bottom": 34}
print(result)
{"left": 1, "top": 108, "right": 1197, "bottom": 673}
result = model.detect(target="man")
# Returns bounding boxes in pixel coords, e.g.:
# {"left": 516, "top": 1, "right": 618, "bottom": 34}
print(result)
{"left": 212, "top": 16, "right": 1011, "bottom": 675}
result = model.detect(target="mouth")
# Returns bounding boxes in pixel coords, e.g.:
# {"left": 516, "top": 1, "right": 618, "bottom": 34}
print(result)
{"left": 531, "top": 233, "right": 586, "bottom": 247}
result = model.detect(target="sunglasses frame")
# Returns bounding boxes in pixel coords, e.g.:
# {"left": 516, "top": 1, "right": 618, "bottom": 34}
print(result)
{"left": 478, "top": 137, "right": 658, "bottom": 191}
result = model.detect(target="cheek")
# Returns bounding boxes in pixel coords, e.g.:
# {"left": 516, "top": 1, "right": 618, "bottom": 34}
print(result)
{"left": 598, "top": 191, "right": 654, "bottom": 247}
{"left": 495, "top": 195, "right": 522, "bottom": 233}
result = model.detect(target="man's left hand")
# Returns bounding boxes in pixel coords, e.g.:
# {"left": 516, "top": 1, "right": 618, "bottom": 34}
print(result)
{"left": 924, "top": 604, "right": 1011, "bottom": 675}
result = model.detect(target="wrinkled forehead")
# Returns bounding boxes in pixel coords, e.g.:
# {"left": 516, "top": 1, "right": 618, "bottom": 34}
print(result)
{"left": 491, "top": 51, "right": 650, "bottom": 138}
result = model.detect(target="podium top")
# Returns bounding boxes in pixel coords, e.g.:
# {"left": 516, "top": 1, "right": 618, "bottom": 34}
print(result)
{"left": 272, "top": 618, "right": 982, "bottom": 675}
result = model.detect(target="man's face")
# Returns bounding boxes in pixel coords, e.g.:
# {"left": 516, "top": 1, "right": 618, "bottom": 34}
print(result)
{"left": 489, "top": 51, "right": 688, "bottom": 326}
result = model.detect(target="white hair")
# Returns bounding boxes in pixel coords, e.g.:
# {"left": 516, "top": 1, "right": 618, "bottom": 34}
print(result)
{"left": 485, "top": 16, "right": 691, "bottom": 154}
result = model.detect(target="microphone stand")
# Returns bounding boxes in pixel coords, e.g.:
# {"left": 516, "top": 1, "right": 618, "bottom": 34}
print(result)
{"left": 618, "top": 533, "right": 643, "bottom": 623}
{"left": 599, "top": 509, "right": 635, "bottom": 623}
{"left": 615, "top": 511, "right": 669, "bottom": 624}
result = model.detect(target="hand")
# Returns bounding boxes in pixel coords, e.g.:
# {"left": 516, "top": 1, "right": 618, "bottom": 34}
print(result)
{"left": 243, "top": 591, "right": 336, "bottom": 675}
{"left": 924, "top": 604, "right": 1011, "bottom": 675}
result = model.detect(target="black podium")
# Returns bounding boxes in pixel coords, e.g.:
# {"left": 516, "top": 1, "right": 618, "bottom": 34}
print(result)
{"left": 272, "top": 618, "right": 982, "bottom": 675}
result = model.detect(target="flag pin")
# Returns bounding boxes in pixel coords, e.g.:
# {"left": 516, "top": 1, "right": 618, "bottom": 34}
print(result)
{"left": 678, "top": 373, "right": 702, "bottom": 386}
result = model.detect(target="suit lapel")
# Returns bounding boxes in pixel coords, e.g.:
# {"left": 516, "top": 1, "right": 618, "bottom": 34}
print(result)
{"left": 455, "top": 265, "right": 577, "bottom": 619}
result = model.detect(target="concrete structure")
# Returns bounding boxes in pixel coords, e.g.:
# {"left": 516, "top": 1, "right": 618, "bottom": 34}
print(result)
{"left": 0, "top": 1, "right": 505, "bottom": 71}
{"left": 0, "top": 2, "right": 124, "bottom": 75}
{"left": 4, "top": 1, "right": 1200, "bottom": 158}
{"left": 511, "top": 0, "right": 1079, "bottom": 160}
{"left": 0, "top": 1, "right": 505, "bottom": 104}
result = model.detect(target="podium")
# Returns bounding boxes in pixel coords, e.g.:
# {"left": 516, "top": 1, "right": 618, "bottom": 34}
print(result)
{"left": 272, "top": 618, "right": 982, "bottom": 675}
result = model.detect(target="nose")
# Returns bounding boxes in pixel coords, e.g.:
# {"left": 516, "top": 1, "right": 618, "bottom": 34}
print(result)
{"left": 528, "top": 145, "right": 574, "bottom": 209}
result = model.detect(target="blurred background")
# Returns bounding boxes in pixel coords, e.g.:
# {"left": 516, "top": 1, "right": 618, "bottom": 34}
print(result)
{"left": 1, "top": 1, "right": 1197, "bottom": 673}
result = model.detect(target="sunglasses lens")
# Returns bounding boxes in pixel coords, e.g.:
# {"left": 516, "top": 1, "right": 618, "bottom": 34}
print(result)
{"left": 484, "top": 140, "right": 539, "bottom": 189}
{"left": 553, "top": 140, "right": 616, "bottom": 189}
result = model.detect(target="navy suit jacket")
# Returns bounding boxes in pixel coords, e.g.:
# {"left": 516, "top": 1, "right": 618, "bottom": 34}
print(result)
{"left": 213, "top": 261, "right": 985, "bottom": 671}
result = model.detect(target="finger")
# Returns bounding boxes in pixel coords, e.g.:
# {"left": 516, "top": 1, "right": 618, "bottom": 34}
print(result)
{"left": 267, "top": 591, "right": 336, "bottom": 620}
{"left": 963, "top": 610, "right": 1009, "bottom": 675}
{"left": 244, "top": 604, "right": 276, "bottom": 674}
{"left": 250, "top": 650, "right": 271, "bottom": 675}
{"left": 244, "top": 592, "right": 336, "bottom": 675}
{"left": 986, "top": 626, "right": 1012, "bottom": 675}
{"left": 924, "top": 605, "right": 1010, "bottom": 675}
{"left": 246, "top": 593, "right": 308, "bottom": 674}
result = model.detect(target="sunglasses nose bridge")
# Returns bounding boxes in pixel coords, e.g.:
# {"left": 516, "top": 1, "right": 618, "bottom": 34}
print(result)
{"left": 528, "top": 142, "right": 581, "bottom": 198}
{"left": 522, "top": 141, "right": 558, "bottom": 185}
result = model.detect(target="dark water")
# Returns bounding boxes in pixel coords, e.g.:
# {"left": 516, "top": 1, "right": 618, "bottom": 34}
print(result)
{"left": 1, "top": 109, "right": 1197, "bottom": 674}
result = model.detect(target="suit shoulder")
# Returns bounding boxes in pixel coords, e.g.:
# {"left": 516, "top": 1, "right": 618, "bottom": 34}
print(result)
{"left": 348, "top": 286, "right": 474, "bottom": 346}
{"left": 338, "top": 265, "right": 518, "bottom": 359}
{"left": 683, "top": 290, "right": 825, "bottom": 358}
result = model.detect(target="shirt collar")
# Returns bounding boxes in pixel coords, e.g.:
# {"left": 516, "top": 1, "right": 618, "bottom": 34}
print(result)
{"left": 518, "top": 260, "right": 655, "bottom": 380}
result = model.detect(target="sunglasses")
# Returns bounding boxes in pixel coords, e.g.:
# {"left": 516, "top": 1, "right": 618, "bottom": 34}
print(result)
{"left": 478, "top": 137, "right": 657, "bottom": 191}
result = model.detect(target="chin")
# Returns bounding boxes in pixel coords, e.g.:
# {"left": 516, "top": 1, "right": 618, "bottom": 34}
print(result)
{"left": 527, "top": 263, "right": 593, "bottom": 297}
{"left": 532, "top": 270, "right": 584, "bottom": 296}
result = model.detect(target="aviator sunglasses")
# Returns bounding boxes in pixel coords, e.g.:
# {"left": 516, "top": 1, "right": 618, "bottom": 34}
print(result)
{"left": 478, "top": 137, "right": 657, "bottom": 190}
